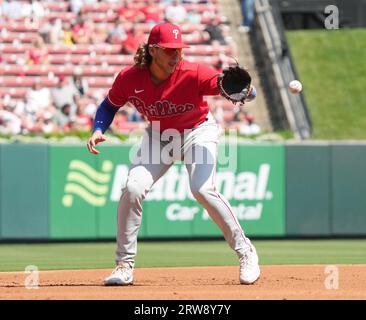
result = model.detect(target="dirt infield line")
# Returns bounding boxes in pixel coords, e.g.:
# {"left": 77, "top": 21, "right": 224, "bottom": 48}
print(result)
{"left": 0, "top": 265, "right": 365, "bottom": 300}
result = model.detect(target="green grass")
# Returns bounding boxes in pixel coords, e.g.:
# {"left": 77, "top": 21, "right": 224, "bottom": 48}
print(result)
{"left": 286, "top": 29, "right": 366, "bottom": 139}
{"left": 0, "top": 240, "right": 365, "bottom": 272}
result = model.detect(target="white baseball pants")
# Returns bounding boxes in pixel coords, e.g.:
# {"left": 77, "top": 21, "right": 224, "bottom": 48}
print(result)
{"left": 115, "top": 113, "right": 253, "bottom": 266}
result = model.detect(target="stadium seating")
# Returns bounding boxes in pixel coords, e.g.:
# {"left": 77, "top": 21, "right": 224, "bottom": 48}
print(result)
{"left": 0, "top": 0, "right": 237, "bottom": 134}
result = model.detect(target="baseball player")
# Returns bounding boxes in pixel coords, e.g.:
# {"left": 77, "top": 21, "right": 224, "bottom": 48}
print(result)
{"left": 86, "top": 22, "right": 260, "bottom": 285}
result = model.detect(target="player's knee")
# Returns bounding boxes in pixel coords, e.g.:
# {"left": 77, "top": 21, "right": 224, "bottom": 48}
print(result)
{"left": 123, "top": 180, "right": 147, "bottom": 203}
{"left": 191, "top": 186, "right": 213, "bottom": 202}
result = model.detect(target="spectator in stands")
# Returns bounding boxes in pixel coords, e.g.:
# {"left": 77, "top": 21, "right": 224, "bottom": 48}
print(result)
{"left": 72, "top": 16, "right": 94, "bottom": 44}
{"left": 90, "top": 23, "right": 109, "bottom": 45}
{"left": 72, "top": 103, "right": 93, "bottom": 131}
{"left": 128, "top": 109, "right": 144, "bottom": 122}
{"left": 31, "top": 111, "right": 56, "bottom": 134}
{"left": 51, "top": 75, "right": 79, "bottom": 116}
{"left": 203, "top": 16, "right": 228, "bottom": 45}
{"left": 83, "top": 102, "right": 97, "bottom": 120}
{"left": 27, "top": 36, "right": 49, "bottom": 65}
{"left": 41, "top": 113, "right": 57, "bottom": 134}
{"left": 111, "top": 110, "right": 129, "bottom": 133}
{"left": 141, "top": 0, "right": 164, "bottom": 24}
{"left": 234, "top": 108, "right": 261, "bottom": 135}
{"left": 106, "top": 19, "right": 127, "bottom": 45}
{"left": 69, "top": 0, "right": 83, "bottom": 15}
{"left": 61, "top": 21, "right": 74, "bottom": 46}
{"left": 121, "top": 25, "right": 146, "bottom": 55}
{"left": 72, "top": 69, "right": 89, "bottom": 97}
{"left": 39, "top": 18, "right": 63, "bottom": 44}
{"left": 238, "top": 0, "right": 254, "bottom": 33}
{"left": 198, "top": 3, "right": 217, "bottom": 24}
{"left": 117, "top": 0, "right": 145, "bottom": 23}
{"left": 23, "top": 82, "right": 56, "bottom": 132}
{"left": 1, "top": 0, "right": 24, "bottom": 21}
{"left": 18, "top": 0, "right": 32, "bottom": 22}
{"left": 28, "top": 0, "right": 46, "bottom": 26}
{"left": 13, "top": 0, "right": 45, "bottom": 26}
{"left": 4, "top": 94, "right": 31, "bottom": 134}
{"left": 0, "top": 100, "right": 22, "bottom": 135}
{"left": 12, "top": 96, "right": 27, "bottom": 118}
{"left": 54, "top": 103, "right": 73, "bottom": 131}
{"left": 165, "top": 0, "right": 187, "bottom": 24}
{"left": 185, "top": 11, "right": 201, "bottom": 24}
{"left": 26, "top": 82, "right": 53, "bottom": 112}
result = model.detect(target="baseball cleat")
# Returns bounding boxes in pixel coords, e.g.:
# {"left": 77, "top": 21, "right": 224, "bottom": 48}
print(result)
{"left": 104, "top": 263, "right": 134, "bottom": 286}
{"left": 239, "top": 245, "right": 260, "bottom": 285}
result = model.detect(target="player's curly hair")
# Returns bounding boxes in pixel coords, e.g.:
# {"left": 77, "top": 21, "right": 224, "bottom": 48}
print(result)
{"left": 134, "top": 44, "right": 152, "bottom": 68}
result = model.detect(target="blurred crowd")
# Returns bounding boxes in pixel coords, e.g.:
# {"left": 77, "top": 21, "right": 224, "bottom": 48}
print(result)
{"left": 0, "top": 0, "right": 260, "bottom": 136}
{"left": 0, "top": 71, "right": 147, "bottom": 135}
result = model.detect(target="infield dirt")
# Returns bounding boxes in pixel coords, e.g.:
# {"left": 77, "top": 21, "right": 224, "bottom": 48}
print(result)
{"left": 1, "top": 265, "right": 365, "bottom": 299}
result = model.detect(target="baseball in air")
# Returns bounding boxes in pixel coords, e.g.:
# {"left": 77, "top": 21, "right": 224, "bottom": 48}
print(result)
{"left": 288, "top": 80, "right": 302, "bottom": 94}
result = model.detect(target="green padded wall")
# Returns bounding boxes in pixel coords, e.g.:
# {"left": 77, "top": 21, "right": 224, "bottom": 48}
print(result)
{"left": 286, "top": 143, "right": 331, "bottom": 236}
{"left": 0, "top": 144, "right": 49, "bottom": 239}
{"left": 331, "top": 144, "right": 366, "bottom": 234}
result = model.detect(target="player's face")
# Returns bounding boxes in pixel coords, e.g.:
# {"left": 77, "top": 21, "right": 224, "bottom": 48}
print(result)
{"left": 150, "top": 45, "right": 182, "bottom": 75}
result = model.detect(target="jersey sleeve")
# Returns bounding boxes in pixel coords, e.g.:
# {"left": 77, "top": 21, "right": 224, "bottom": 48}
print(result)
{"left": 107, "top": 71, "right": 128, "bottom": 107}
{"left": 197, "top": 63, "right": 220, "bottom": 96}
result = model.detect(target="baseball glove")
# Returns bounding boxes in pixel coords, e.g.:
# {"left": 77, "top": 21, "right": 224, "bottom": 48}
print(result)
{"left": 217, "top": 65, "right": 252, "bottom": 104}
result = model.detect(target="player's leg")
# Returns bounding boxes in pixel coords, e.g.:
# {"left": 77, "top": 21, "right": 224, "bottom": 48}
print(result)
{"left": 184, "top": 141, "right": 260, "bottom": 284}
{"left": 104, "top": 129, "right": 173, "bottom": 285}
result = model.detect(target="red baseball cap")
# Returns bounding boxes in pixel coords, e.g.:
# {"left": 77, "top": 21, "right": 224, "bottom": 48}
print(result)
{"left": 148, "top": 23, "right": 189, "bottom": 49}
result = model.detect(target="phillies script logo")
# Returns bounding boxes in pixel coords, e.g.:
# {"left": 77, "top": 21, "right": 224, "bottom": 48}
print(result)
{"left": 129, "top": 97, "right": 194, "bottom": 118}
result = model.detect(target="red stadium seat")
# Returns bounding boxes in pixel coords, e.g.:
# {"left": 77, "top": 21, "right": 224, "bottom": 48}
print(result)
{"left": 0, "top": 43, "right": 28, "bottom": 54}
{"left": 42, "top": 11, "right": 118, "bottom": 23}
{"left": 0, "top": 76, "right": 57, "bottom": 87}
{"left": 114, "top": 121, "right": 148, "bottom": 134}
{"left": 47, "top": 44, "right": 123, "bottom": 55}
{"left": 0, "top": 22, "right": 38, "bottom": 33}
{"left": 0, "top": 32, "right": 38, "bottom": 44}
{"left": 47, "top": 54, "right": 133, "bottom": 66}
{"left": 0, "top": 65, "right": 121, "bottom": 77}
{"left": 42, "top": 1, "right": 69, "bottom": 11}
{"left": 0, "top": 88, "right": 27, "bottom": 98}
{"left": 0, "top": 76, "right": 114, "bottom": 88}
{"left": 87, "top": 77, "right": 114, "bottom": 88}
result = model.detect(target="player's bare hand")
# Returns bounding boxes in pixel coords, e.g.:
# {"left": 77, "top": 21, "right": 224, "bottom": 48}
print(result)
{"left": 87, "top": 130, "right": 107, "bottom": 155}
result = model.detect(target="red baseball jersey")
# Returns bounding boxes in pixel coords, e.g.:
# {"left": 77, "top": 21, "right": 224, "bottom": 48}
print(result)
{"left": 107, "top": 60, "right": 220, "bottom": 132}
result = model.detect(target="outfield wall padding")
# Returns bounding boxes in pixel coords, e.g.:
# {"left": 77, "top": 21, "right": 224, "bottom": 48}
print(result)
{"left": 49, "top": 145, "right": 99, "bottom": 239}
{"left": 1, "top": 143, "right": 366, "bottom": 240}
{"left": 285, "top": 144, "right": 331, "bottom": 236}
{"left": 331, "top": 144, "right": 366, "bottom": 235}
{"left": 96, "top": 145, "right": 147, "bottom": 239}
{"left": 0, "top": 144, "right": 49, "bottom": 239}
{"left": 47, "top": 144, "right": 286, "bottom": 239}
